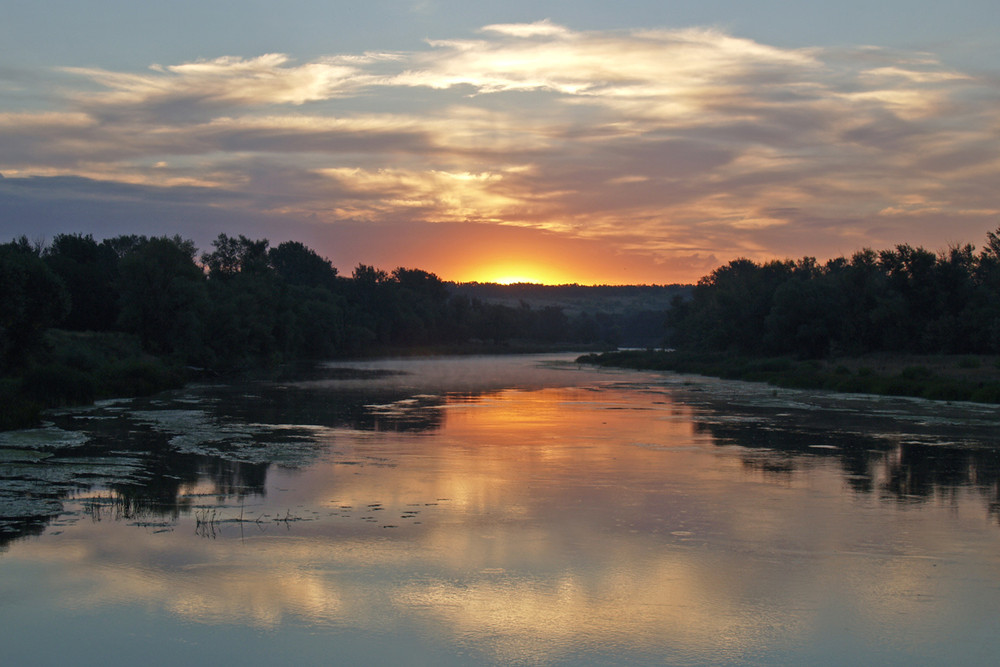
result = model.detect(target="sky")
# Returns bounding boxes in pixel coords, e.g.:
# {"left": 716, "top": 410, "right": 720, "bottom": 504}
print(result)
{"left": 1, "top": 1, "right": 998, "bottom": 284}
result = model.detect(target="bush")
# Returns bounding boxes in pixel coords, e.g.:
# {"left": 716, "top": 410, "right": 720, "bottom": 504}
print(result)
{"left": 53, "top": 344, "right": 102, "bottom": 372}
{"left": 922, "top": 381, "right": 971, "bottom": 402}
{"left": 900, "top": 365, "right": 933, "bottom": 381}
{"left": 100, "top": 359, "right": 183, "bottom": 398}
{"left": 21, "top": 363, "right": 96, "bottom": 406}
{"left": 0, "top": 378, "right": 41, "bottom": 429}
{"left": 832, "top": 376, "right": 875, "bottom": 394}
{"left": 970, "top": 383, "right": 1000, "bottom": 403}
{"left": 744, "top": 358, "right": 794, "bottom": 374}
{"left": 958, "top": 356, "right": 981, "bottom": 369}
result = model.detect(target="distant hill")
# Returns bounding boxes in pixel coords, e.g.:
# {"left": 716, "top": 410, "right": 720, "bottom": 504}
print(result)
{"left": 447, "top": 283, "right": 691, "bottom": 316}
{"left": 447, "top": 283, "right": 693, "bottom": 348}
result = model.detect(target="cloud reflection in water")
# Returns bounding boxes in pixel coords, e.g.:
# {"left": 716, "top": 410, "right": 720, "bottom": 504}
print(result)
{"left": 2, "top": 357, "right": 1000, "bottom": 665}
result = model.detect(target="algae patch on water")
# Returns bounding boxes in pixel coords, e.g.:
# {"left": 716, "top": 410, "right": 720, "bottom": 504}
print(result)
{"left": 129, "top": 408, "right": 327, "bottom": 466}
{"left": 0, "top": 426, "right": 90, "bottom": 451}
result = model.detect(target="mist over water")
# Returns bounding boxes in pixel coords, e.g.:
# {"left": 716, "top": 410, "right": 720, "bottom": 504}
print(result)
{"left": 2, "top": 354, "right": 999, "bottom": 665}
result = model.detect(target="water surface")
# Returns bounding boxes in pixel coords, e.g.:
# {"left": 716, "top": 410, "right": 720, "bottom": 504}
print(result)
{"left": 2, "top": 354, "right": 1000, "bottom": 665}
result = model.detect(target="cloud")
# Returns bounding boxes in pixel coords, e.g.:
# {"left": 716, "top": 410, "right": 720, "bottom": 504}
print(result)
{"left": 2, "top": 22, "right": 998, "bottom": 282}
{"left": 480, "top": 19, "right": 572, "bottom": 39}
{"left": 397, "top": 25, "right": 818, "bottom": 101}
{"left": 61, "top": 54, "right": 384, "bottom": 123}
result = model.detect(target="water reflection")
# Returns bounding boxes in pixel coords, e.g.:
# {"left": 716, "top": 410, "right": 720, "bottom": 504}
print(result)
{"left": 0, "top": 412, "right": 275, "bottom": 547}
{"left": 2, "top": 355, "right": 1000, "bottom": 665}
{"left": 694, "top": 407, "right": 1000, "bottom": 520}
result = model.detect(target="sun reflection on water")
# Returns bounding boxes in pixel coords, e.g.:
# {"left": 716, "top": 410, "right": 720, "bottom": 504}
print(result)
{"left": 3, "top": 360, "right": 1000, "bottom": 665}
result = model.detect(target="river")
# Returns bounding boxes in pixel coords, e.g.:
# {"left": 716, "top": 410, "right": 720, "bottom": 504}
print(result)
{"left": 2, "top": 353, "right": 1000, "bottom": 665}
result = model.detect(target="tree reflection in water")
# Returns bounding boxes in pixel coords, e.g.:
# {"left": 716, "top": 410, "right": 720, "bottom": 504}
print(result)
{"left": 0, "top": 370, "right": 450, "bottom": 547}
{"left": 698, "top": 418, "right": 1000, "bottom": 521}
{"left": 3, "top": 358, "right": 999, "bottom": 551}
{"left": 81, "top": 457, "right": 269, "bottom": 525}
{"left": 3, "top": 356, "right": 1000, "bottom": 666}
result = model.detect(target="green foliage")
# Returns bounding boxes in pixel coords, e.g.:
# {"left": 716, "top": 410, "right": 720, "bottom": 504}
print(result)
{"left": 100, "top": 359, "right": 184, "bottom": 397}
{"left": 10, "top": 224, "right": 1000, "bottom": 427}
{"left": 0, "top": 330, "right": 186, "bottom": 427}
{"left": 669, "top": 227, "right": 1000, "bottom": 358}
{"left": 10, "top": 228, "right": 674, "bottom": 381}
{"left": 0, "top": 378, "right": 41, "bottom": 430}
{"left": 270, "top": 241, "right": 338, "bottom": 289}
{"left": 3, "top": 230, "right": 669, "bottom": 428}
{"left": 672, "top": 258, "right": 795, "bottom": 353}
{"left": 117, "top": 236, "right": 207, "bottom": 358}
{"left": 0, "top": 241, "right": 70, "bottom": 370}
{"left": 201, "top": 233, "right": 271, "bottom": 279}
{"left": 900, "top": 365, "right": 933, "bottom": 380}
{"left": 958, "top": 356, "right": 981, "bottom": 369}
{"left": 21, "top": 363, "right": 97, "bottom": 406}
{"left": 970, "top": 383, "right": 1000, "bottom": 403}
{"left": 43, "top": 234, "right": 120, "bottom": 331}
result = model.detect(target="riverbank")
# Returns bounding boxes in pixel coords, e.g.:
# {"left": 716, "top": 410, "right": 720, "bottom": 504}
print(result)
{"left": 577, "top": 350, "right": 1000, "bottom": 404}
{"left": 0, "top": 330, "right": 186, "bottom": 430}
{"left": 0, "top": 334, "right": 609, "bottom": 431}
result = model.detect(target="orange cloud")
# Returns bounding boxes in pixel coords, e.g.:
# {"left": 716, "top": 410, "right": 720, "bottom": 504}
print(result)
{"left": 1, "top": 23, "right": 997, "bottom": 283}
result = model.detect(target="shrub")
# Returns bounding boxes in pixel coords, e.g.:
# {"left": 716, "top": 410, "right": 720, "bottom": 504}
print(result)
{"left": 21, "top": 363, "right": 96, "bottom": 406}
{"left": 53, "top": 344, "right": 102, "bottom": 372}
{"left": 900, "top": 365, "right": 933, "bottom": 381}
{"left": 0, "top": 378, "right": 41, "bottom": 429}
{"left": 958, "top": 356, "right": 981, "bottom": 369}
{"left": 922, "top": 381, "right": 971, "bottom": 402}
{"left": 99, "top": 359, "right": 183, "bottom": 398}
{"left": 744, "top": 358, "right": 794, "bottom": 374}
{"left": 971, "top": 383, "right": 1000, "bottom": 403}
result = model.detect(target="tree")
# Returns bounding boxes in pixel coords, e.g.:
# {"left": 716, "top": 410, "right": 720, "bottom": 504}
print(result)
{"left": 345, "top": 264, "right": 391, "bottom": 347}
{"left": 971, "top": 227, "right": 1000, "bottom": 352}
{"left": 269, "top": 241, "right": 338, "bottom": 289}
{"left": 43, "top": 233, "right": 120, "bottom": 331}
{"left": 117, "top": 237, "right": 207, "bottom": 359}
{"left": 673, "top": 258, "right": 794, "bottom": 353}
{"left": 0, "top": 241, "right": 69, "bottom": 369}
{"left": 201, "top": 234, "right": 271, "bottom": 279}
{"left": 764, "top": 274, "right": 843, "bottom": 358}
{"left": 388, "top": 268, "right": 449, "bottom": 345}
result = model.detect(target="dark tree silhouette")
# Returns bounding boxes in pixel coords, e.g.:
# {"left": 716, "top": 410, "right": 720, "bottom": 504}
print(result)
{"left": 0, "top": 240, "right": 69, "bottom": 370}
{"left": 668, "top": 227, "right": 1000, "bottom": 358}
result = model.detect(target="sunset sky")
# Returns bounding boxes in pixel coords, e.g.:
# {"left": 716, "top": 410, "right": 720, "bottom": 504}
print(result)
{"left": 1, "top": 1, "right": 998, "bottom": 284}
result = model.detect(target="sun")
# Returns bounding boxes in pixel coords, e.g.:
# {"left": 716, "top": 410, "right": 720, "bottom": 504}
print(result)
{"left": 467, "top": 262, "right": 568, "bottom": 285}
{"left": 494, "top": 275, "right": 543, "bottom": 285}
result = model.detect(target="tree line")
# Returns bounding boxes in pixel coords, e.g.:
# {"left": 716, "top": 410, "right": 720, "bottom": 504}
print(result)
{"left": 668, "top": 228, "right": 1000, "bottom": 358}
{"left": 1, "top": 232, "right": 652, "bottom": 377}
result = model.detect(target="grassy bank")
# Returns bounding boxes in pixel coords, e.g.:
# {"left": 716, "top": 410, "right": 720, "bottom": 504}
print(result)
{"left": 1, "top": 330, "right": 186, "bottom": 430}
{"left": 577, "top": 350, "right": 1000, "bottom": 404}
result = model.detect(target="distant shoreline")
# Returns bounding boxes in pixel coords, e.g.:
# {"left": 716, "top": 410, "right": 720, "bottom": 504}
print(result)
{"left": 578, "top": 350, "right": 1000, "bottom": 405}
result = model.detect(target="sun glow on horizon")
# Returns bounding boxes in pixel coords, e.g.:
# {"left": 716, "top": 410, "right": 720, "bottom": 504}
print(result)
{"left": 493, "top": 275, "right": 543, "bottom": 285}
{"left": 461, "top": 262, "right": 573, "bottom": 286}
